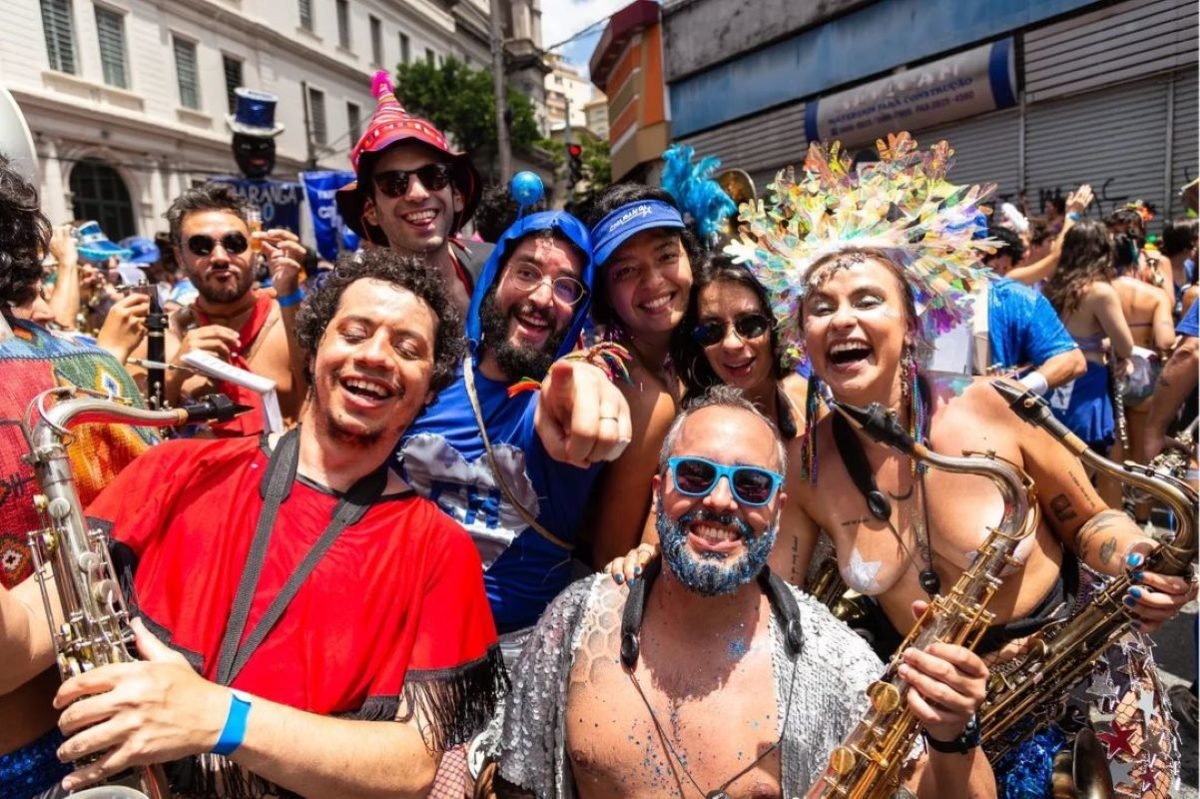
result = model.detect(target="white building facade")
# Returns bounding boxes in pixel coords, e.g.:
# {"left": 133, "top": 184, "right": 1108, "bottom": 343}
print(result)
{"left": 543, "top": 53, "right": 598, "bottom": 136}
{"left": 2, "top": 0, "right": 533, "bottom": 240}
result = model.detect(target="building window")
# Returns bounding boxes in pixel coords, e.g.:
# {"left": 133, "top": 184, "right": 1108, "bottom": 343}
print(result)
{"left": 369, "top": 15, "right": 383, "bottom": 65}
{"left": 70, "top": 158, "right": 135, "bottom": 242}
{"left": 308, "top": 86, "right": 327, "bottom": 146}
{"left": 298, "top": 0, "right": 313, "bottom": 30}
{"left": 173, "top": 37, "right": 200, "bottom": 110}
{"left": 223, "top": 55, "right": 243, "bottom": 114}
{"left": 399, "top": 32, "right": 410, "bottom": 64}
{"left": 40, "top": 0, "right": 76, "bottom": 74}
{"left": 347, "top": 102, "right": 362, "bottom": 143}
{"left": 425, "top": 48, "right": 435, "bottom": 65}
{"left": 336, "top": 0, "right": 350, "bottom": 49}
{"left": 94, "top": 6, "right": 127, "bottom": 89}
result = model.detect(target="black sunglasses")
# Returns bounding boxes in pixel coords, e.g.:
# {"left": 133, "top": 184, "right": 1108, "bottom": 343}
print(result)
{"left": 691, "top": 313, "right": 772, "bottom": 347}
{"left": 372, "top": 163, "right": 454, "bottom": 198}
{"left": 187, "top": 232, "right": 249, "bottom": 257}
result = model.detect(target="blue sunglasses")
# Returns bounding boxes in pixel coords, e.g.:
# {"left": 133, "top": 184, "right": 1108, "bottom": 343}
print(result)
{"left": 667, "top": 456, "right": 784, "bottom": 507}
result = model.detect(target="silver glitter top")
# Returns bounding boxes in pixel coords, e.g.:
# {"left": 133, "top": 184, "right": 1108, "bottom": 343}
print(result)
{"left": 495, "top": 573, "right": 893, "bottom": 798}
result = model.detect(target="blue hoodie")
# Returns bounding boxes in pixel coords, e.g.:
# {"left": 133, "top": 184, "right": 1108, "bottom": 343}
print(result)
{"left": 396, "top": 212, "right": 600, "bottom": 634}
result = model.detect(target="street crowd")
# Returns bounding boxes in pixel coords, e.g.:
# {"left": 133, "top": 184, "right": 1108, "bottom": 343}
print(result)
{"left": 0, "top": 69, "right": 1197, "bottom": 799}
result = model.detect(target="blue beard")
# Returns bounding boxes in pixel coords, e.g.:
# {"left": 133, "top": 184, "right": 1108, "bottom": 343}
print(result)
{"left": 656, "top": 503, "right": 777, "bottom": 597}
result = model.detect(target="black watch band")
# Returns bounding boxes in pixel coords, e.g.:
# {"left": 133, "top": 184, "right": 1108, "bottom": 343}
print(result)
{"left": 923, "top": 715, "right": 981, "bottom": 754}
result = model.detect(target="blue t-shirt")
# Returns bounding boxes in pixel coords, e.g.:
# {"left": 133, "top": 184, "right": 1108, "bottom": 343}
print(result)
{"left": 1177, "top": 301, "right": 1198, "bottom": 338}
{"left": 988, "top": 278, "right": 1077, "bottom": 369}
{"left": 396, "top": 360, "right": 602, "bottom": 634}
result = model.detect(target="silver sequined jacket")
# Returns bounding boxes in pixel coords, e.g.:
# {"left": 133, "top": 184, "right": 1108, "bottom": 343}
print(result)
{"left": 494, "top": 573, "right": 897, "bottom": 798}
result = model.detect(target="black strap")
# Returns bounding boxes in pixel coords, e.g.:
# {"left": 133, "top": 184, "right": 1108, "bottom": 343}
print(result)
{"left": 833, "top": 412, "right": 892, "bottom": 522}
{"left": 215, "top": 427, "right": 388, "bottom": 686}
{"left": 620, "top": 561, "right": 801, "bottom": 670}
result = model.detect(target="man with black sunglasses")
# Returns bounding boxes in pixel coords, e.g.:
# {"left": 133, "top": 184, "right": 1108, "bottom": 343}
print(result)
{"left": 126, "top": 183, "right": 309, "bottom": 435}
{"left": 336, "top": 72, "right": 487, "bottom": 316}
{"left": 492, "top": 386, "right": 996, "bottom": 799}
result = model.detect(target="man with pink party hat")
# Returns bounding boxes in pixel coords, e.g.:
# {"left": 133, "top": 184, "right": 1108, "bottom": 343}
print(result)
{"left": 336, "top": 71, "right": 488, "bottom": 315}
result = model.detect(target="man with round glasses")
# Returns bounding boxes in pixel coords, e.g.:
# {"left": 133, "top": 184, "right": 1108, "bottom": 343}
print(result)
{"left": 126, "top": 182, "right": 308, "bottom": 435}
{"left": 492, "top": 386, "right": 995, "bottom": 798}
{"left": 336, "top": 72, "right": 486, "bottom": 316}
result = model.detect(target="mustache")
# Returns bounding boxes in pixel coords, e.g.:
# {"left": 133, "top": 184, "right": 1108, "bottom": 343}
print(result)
{"left": 511, "top": 301, "right": 555, "bottom": 327}
{"left": 677, "top": 507, "right": 755, "bottom": 538}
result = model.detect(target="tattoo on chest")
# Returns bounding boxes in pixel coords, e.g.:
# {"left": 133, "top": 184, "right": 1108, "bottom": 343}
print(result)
{"left": 1049, "top": 494, "right": 1078, "bottom": 523}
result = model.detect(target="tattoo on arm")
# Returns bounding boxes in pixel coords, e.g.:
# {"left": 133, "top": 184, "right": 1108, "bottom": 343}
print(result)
{"left": 1049, "top": 494, "right": 1078, "bottom": 523}
{"left": 1073, "top": 510, "right": 1131, "bottom": 563}
{"left": 841, "top": 516, "right": 871, "bottom": 527}
{"left": 1099, "top": 536, "right": 1118, "bottom": 565}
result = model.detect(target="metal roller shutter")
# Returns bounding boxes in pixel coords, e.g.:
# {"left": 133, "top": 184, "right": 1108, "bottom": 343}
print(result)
{"left": 1169, "top": 68, "right": 1198, "bottom": 219}
{"left": 1024, "top": 0, "right": 1197, "bottom": 102}
{"left": 913, "top": 107, "right": 1022, "bottom": 205}
{"left": 678, "top": 101, "right": 807, "bottom": 189}
{"left": 1025, "top": 76, "right": 1172, "bottom": 222}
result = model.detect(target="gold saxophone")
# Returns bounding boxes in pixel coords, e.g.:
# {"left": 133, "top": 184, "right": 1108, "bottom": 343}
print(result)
{"left": 22, "top": 387, "right": 245, "bottom": 799}
{"left": 808, "top": 400, "right": 1039, "bottom": 799}
{"left": 980, "top": 381, "right": 1198, "bottom": 761}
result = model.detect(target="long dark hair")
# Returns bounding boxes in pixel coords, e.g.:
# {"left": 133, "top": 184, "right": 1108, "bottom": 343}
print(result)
{"left": 675, "top": 253, "right": 787, "bottom": 400}
{"left": 1044, "top": 220, "right": 1115, "bottom": 317}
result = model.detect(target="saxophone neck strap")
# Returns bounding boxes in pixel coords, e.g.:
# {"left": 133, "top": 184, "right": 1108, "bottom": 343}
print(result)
{"left": 619, "top": 560, "right": 802, "bottom": 670}
{"left": 216, "top": 426, "right": 388, "bottom": 686}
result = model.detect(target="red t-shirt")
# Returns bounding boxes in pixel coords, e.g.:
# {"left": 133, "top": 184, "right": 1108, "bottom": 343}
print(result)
{"left": 86, "top": 435, "right": 500, "bottom": 730}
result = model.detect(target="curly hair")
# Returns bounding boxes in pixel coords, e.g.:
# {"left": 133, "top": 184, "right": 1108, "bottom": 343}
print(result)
{"left": 1044, "top": 220, "right": 1115, "bottom": 317}
{"left": 473, "top": 182, "right": 545, "bottom": 243}
{"left": 580, "top": 182, "right": 699, "bottom": 328}
{"left": 0, "top": 155, "right": 52, "bottom": 308}
{"left": 295, "top": 248, "right": 465, "bottom": 394}
{"left": 164, "top": 183, "right": 249, "bottom": 244}
{"left": 675, "top": 253, "right": 787, "bottom": 400}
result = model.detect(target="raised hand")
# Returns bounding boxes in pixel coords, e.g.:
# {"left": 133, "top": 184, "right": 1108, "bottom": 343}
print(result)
{"left": 535, "top": 360, "right": 632, "bottom": 468}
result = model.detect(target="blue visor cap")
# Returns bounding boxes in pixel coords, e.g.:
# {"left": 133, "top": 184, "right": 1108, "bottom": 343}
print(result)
{"left": 590, "top": 200, "right": 686, "bottom": 269}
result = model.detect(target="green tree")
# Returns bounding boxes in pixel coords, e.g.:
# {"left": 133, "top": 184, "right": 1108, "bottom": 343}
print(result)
{"left": 392, "top": 58, "right": 540, "bottom": 175}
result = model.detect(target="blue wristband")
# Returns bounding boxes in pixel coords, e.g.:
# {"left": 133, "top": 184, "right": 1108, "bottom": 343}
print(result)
{"left": 212, "top": 690, "right": 252, "bottom": 756}
{"left": 1067, "top": 211, "right": 1082, "bottom": 222}
{"left": 276, "top": 288, "right": 304, "bottom": 308}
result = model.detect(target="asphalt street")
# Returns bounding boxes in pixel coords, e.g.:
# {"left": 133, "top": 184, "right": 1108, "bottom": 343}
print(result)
{"left": 1153, "top": 600, "right": 1198, "bottom": 799}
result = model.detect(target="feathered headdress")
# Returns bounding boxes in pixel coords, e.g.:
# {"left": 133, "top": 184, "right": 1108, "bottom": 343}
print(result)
{"left": 660, "top": 144, "right": 737, "bottom": 246}
{"left": 725, "top": 132, "right": 996, "bottom": 362}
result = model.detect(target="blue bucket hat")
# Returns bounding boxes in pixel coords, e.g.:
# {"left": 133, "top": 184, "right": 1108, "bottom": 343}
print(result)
{"left": 119, "top": 236, "right": 160, "bottom": 265}
{"left": 75, "top": 221, "right": 132, "bottom": 263}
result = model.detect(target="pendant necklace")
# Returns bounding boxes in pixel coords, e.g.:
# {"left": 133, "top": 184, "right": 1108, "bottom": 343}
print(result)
{"left": 620, "top": 561, "right": 802, "bottom": 799}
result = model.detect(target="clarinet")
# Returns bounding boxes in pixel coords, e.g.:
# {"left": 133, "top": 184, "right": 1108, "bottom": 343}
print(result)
{"left": 808, "top": 400, "right": 1039, "bottom": 799}
{"left": 145, "top": 289, "right": 168, "bottom": 410}
{"left": 22, "top": 388, "right": 247, "bottom": 799}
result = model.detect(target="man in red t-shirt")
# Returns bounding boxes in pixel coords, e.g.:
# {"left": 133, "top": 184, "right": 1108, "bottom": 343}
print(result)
{"left": 1, "top": 248, "right": 504, "bottom": 798}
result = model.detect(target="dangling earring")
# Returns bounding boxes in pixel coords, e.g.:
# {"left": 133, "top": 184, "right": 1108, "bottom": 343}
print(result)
{"left": 800, "top": 374, "right": 821, "bottom": 483}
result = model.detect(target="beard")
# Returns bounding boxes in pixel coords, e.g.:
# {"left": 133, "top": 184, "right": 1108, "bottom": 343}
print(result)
{"left": 655, "top": 496, "right": 777, "bottom": 597}
{"left": 479, "top": 289, "right": 567, "bottom": 382}
{"left": 191, "top": 266, "right": 254, "bottom": 304}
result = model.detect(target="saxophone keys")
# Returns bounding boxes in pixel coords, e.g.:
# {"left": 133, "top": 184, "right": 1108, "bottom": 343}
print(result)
{"left": 868, "top": 680, "right": 902, "bottom": 713}
{"left": 828, "top": 745, "right": 858, "bottom": 775}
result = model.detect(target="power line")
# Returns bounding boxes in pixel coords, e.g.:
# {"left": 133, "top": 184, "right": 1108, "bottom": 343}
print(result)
{"left": 542, "top": 17, "right": 609, "bottom": 53}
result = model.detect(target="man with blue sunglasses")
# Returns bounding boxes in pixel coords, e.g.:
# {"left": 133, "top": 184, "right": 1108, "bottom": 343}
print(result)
{"left": 493, "top": 386, "right": 995, "bottom": 798}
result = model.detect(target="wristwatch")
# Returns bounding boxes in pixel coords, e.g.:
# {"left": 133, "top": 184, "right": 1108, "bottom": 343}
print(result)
{"left": 923, "top": 715, "right": 980, "bottom": 754}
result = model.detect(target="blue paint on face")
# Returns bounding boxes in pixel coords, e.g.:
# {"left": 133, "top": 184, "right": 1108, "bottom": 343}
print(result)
{"left": 656, "top": 499, "right": 777, "bottom": 597}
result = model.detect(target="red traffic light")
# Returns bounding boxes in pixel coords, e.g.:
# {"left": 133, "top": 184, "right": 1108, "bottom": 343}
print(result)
{"left": 566, "top": 143, "right": 583, "bottom": 158}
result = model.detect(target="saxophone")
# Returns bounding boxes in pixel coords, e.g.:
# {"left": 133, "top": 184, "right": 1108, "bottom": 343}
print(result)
{"left": 980, "top": 381, "right": 1198, "bottom": 760}
{"left": 22, "top": 387, "right": 245, "bottom": 799}
{"left": 809, "top": 400, "right": 1039, "bottom": 799}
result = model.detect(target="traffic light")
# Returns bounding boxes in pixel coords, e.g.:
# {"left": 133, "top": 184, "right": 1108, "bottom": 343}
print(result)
{"left": 566, "top": 142, "right": 583, "bottom": 187}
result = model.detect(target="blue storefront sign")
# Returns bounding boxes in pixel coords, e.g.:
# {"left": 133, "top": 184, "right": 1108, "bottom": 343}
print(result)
{"left": 804, "top": 40, "right": 1017, "bottom": 146}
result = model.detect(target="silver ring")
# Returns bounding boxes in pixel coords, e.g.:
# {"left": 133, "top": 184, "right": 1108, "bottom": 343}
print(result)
{"left": 599, "top": 415, "right": 619, "bottom": 422}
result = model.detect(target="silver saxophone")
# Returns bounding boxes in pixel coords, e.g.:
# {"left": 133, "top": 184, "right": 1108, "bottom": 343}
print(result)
{"left": 22, "top": 387, "right": 245, "bottom": 798}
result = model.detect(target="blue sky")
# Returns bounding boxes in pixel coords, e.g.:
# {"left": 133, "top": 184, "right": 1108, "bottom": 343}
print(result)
{"left": 542, "top": 0, "right": 646, "bottom": 75}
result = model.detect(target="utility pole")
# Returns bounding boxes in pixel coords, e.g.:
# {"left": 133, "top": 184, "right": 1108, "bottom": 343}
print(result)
{"left": 489, "top": 0, "right": 512, "bottom": 180}
{"left": 563, "top": 96, "right": 573, "bottom": 205}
